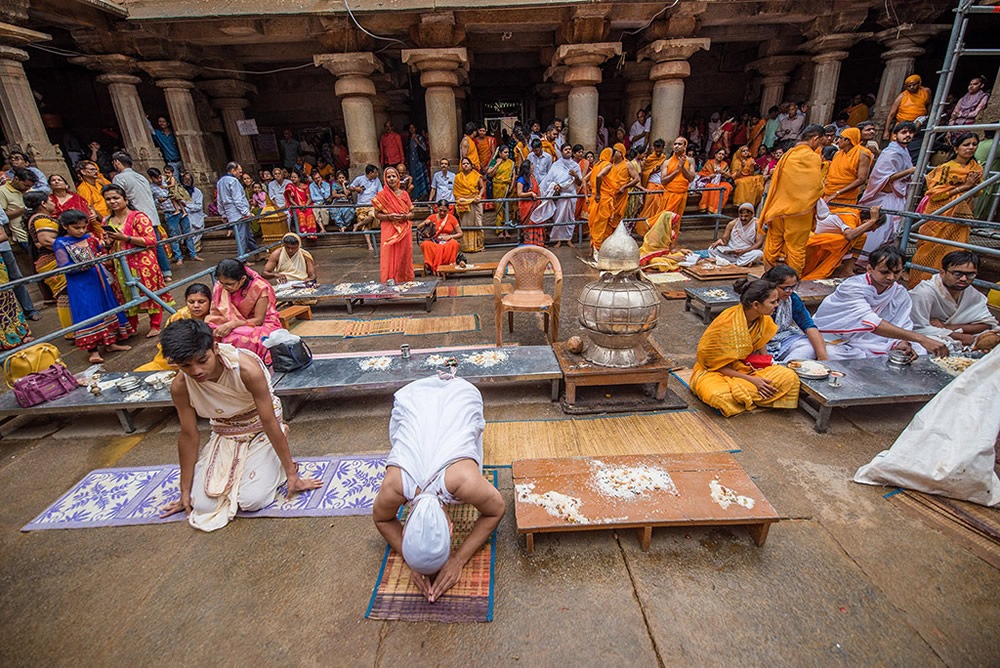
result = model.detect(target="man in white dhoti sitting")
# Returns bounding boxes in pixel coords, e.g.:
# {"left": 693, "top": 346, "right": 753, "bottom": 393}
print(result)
{"left": 857, "top": 121, "right": 916, "bottom": 265}
{"left": 784, "top": 244, "right": 949, "bottom": 361}
{"left": 373, "top": 374, "right": 505, "bottom": 603}
{"left": 909, "top": 250, "right": 999, "bottom": 352}
{"left": 159, "top": 319, "right": 321, "bottom": 531}
{"left": 707, "top": 202, "right": 764, "bottom": 266}
{"left": 531, "top": 143, "right": 583, "bottom": 248}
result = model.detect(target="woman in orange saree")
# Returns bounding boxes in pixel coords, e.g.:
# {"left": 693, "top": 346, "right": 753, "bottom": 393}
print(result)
{"left": 731, "top": 146, "right": 765, "bottom": 209}
{"left": 373, "top": 166, "right": 415, "bottom": 283}
{"left": 691, "top": 279, "right": 799, "bottom": 417}
{"left": 515, "top": 161, "right": 543, "bottom": 246}
{"left": 418, "top": 200, "right": 463, "bottom": 273}
{"left": 908, "top": 132, "right": 982, "bottom": 287}
{"left": 284, "top": 171, "right": 317, "bottom": 236}
{"left": 207, "top": 258, "right": 281, "bottom": 363}
{"left": 697, "top": 148, "right": 733, "bottom": 213}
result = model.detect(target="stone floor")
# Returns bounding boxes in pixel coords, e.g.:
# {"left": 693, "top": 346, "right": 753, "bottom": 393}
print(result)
{"left": 1, "top": 226, "right": 998, "bottom": 666}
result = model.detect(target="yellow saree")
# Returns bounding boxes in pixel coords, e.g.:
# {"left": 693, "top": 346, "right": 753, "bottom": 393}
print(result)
{"left": 691, "top": 305, "right": 800, "bottom": 417}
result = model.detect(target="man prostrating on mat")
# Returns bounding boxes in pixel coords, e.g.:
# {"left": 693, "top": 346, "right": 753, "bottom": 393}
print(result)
{"left": 158, "top": 319, "right": 321, "bottom": 531}
{"left": 373, "top": 374, "right": 505, "bottom": 602}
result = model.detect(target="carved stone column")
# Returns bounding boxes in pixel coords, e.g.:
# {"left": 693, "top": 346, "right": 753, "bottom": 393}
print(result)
{"left": 401, "top": 47, "right": 468, "bottom": 165}
{"left": 314, "top": 52, "right": 382, "bottom": 173}
{"left": 623, "top": 61, "right": 653, "bottom": 128}
{"left": 0, "top": 22, "right": 72, "bottom": 183}
{"left": 552, "top": 42, "right": 621, "bottom": 151}
{"left": 72, "top": 54, "right": 159, "bottom": 173}
{"left": 639, "top": 38, "right": 710, "bottom": 144}
{"left": 140, "top": 61, "right": 214, "bottom": 188}
{"left": 198, "top": 78, "right": 258, "bottom": 174}
{"left": 745, "top": 55, "right": 802, "bottom": 116}
{"left": 871, "top": 25, "right": 949, "bottom": 130}
{"left": 801, "top": 34, "right": 868, "bottom": 126}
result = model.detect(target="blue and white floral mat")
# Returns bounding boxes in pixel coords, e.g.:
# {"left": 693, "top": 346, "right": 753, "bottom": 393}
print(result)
{"left": 22, "top": 454, "right": 387, "bottom": 531}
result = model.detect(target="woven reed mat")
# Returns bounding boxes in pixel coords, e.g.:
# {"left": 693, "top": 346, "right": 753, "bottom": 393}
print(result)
{"left": 366, "top": 470, "right": 497, "bottom": 623}
{"left": 483, "top": 411, "right": 736, "bottom": 466}
{"left": 671, "top": 368, "right": 695, "bottom": 388}
{"left": 436, "top": 284, "right": 512, "bottom": 298}
{"left": 889, "top": 490, "right": 1000, "bottom": 569}
{"left": 402, "top": 314, "right": 479, "bottom": 336}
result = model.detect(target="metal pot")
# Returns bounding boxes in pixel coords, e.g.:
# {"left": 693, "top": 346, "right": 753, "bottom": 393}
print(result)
{"left": 577, "top": 269, "right": 660, "bottom": 367}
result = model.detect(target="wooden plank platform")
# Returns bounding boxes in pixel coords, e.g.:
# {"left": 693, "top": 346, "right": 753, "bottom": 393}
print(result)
{"left": 513, "top": 452, "right": 780, "bottom": 553}
{"left": 681, "top": 262, "right": 751, "bottom": 281}
{"left": 436, "top": 262, "right": 498, "bottom": 279}
{"left": 552, "top": 339, "right": 677, "bottom": 406}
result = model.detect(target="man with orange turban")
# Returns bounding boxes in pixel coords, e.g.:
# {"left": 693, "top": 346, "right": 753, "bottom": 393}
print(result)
{"left": 823, "top": 127, "right": 873, "bottom": 205}
{"left": 759, "top": 124, "right": 825, "bottom": 273}
{"left": 883, "top": 74, "right": 932, "bottom": 140}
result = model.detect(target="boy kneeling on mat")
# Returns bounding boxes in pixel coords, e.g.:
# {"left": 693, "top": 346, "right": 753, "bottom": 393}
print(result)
{"left": 373, "top": 374, "right": 505, "bottom": 602}
{"left": 159, "top": 319, "right": 321, "bottom": 531}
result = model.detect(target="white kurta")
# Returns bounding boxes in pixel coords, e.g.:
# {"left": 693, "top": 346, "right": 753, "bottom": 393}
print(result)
{"left": 785, "top": 273, "right": 922, "bottom": 360}
{"left": 538, "top": 157, "right": 582, "bottom": 241}
{"left": 909, "top": 273, "right": 998, "bottom": 351}
{"left": 386, "top": 375, "right": 485, "bottom": 504}
{"left": 526, "top": 151, "right": 551, "bottom": 184}
{"left": 857, "top": 141, "right": 912, "bottom": 257}
{"left": 708, "top": 217, "right": 763, "bottom": 266}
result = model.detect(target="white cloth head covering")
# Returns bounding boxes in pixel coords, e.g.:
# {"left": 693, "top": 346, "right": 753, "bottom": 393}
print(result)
{"left": 386, "top": 374, "right": 485, "bottom": 575}
{"left": 402, "top": 495, "right": 452, "bottom": 575}
{"left": 738, "top": 202, "right": 755, "bottom": 213}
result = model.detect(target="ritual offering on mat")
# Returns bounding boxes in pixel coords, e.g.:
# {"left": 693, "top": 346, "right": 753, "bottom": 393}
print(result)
{"left": 705, "top": 288, "right": 728, "bottom": 298}
{"left": 785, "top": 359, "right": 830, "bottom": 379}
{"left": 974, "top": 331, "right": 1000, "bottom": 352}
{"left": 930, "top": 356, "right": 977, "bottom": 376}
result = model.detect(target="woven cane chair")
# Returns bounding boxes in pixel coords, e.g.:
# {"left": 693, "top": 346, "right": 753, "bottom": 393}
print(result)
{"left": 493, "top": 245, "right": 562, "bottom": 346}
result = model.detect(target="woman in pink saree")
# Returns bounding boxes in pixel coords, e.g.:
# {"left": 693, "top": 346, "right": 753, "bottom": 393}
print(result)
{"left": 372, "top": 166, "right": 415, "bottom": 283}
{"left": 207, "top": 258, "right": 282, "bottom": 363}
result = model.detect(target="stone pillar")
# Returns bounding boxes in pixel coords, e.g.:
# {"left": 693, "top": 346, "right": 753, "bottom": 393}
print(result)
{"left": 552, "top": 42, "right": 621, "bottom": 152}
{"left": 454, "top": 86, "right": 466, "bottom": 135}
{"left": 140, "top": 61, "right": 214, "bottom": 188}
{"left": 0, "top": 23, "right": 72, "bottom": 183}
{"left": 71, "top": 54, "right": 159, "bottom": 173}
{"left": 801, "top": 34, "right": 867, "bottom": 126}
{"left": 745, "top": 55, "right": 802, "bottom": 116}
{"left": 199, "top": 78, "right": 258, "bottom": 173}
{"left": 623, "top": 61, "right": 653, "bottom": 127}
{"left": 871, "top": 25, "right": 949, "bottom": 130}
{"left": 553, "top": 85, "right": 570, "bottom": 123}
{"left": 401, "top": 48, "right": 468, "bottom": 165}
{"left": 639, "top": 38, "right": 710, "bottom": 144}
{"left": 314, "top": 52, "right": 382, "bottom": 174}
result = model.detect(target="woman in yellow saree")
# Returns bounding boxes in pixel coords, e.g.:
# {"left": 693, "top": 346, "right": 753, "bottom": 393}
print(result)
{"left": 638, "top": 210, "right": 688, "bottom": 272}
{"left": 136, "top": 283, "right": 211, "bottom": 371}
{"left": 908, "top": 132, "right": 982, "bottom": 287}
{"left": 691, "top": 278, "right": 800, "bottom": 417}
{"left": 453, "top": 157, "right": 485, "bottom": 252}
{"left": 488, "top": 145, "right": 516, "bottom": 238}
{"left": 731, "top": 145, "right": 765, "bottom": 209}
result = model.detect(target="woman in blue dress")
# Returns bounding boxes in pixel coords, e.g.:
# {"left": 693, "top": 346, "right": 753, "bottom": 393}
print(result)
{"left": 762, "top": 265, "right": 829, "bottom": 361}
{"left": 406, "top": 124, "right": 430, "bottom": 202}
{"left": 329, "top": 170, "right": 356, "bottom": 230}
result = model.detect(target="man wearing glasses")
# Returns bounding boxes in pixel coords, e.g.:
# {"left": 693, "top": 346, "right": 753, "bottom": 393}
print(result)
{"left": 909, "top": 250, "right": 999, "bottom": 352}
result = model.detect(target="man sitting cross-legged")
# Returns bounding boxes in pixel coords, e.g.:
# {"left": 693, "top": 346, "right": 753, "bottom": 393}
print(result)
{"left": 707, "top": 202, "right": 764, "bottom": 266}
{"left": 159, "top": 319, "right": 321, "bottom": 531}
{"left": 784, "top": 244, "right": 949, "bottom": 361}
{"left": 909, "top": 250, "right": 999, "bottom": 352}
{"left": 373, "top": 374, "right": 505, "bottom": 603}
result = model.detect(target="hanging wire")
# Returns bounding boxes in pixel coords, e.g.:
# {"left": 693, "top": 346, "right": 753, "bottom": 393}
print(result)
{"left": 342, "top": 0, "right": 408, "bottom": 46}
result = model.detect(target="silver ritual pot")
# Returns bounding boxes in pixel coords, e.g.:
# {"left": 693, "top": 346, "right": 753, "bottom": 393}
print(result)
{"left": 577, "top": 269, "right": 660, "bottom": 367}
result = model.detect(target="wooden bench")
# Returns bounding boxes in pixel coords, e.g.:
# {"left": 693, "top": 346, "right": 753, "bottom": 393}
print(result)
{"left": 278, "top": 304, "right": 313, "bottom": 329}
{"left": 436, "top": 262, "right": 499, "bottom": 279}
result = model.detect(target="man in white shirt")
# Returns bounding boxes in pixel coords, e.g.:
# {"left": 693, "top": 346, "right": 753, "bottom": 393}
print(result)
{"left": 349, "top": 164, "right": 382, "bottom": 251}
{"left": 216, "top": 161, "right": 256, "bottom": 257}
{"left": 429, "top": 158, "right": 456, "bottom": 204}
{"left": 553, "top": 119, "right": 566, "bottom": 151}
{"left": 776, "top": 104, "right": 805, "bottom": 149}
{"left": 112, "top": 150, "right": 172, "bottom": 278}
{"left": 526, "top": 139, "right": 551, "bottom": 184}
{"left": 628, "top": 109, "right": 651, "bottom": 152}
{"left": 267, "top": 167, "right": 290, "bottom": 208}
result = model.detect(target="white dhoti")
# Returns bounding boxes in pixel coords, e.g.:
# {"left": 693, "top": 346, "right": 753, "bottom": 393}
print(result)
{"left": 707, "top": 218, "right": 762, "bottom": 266}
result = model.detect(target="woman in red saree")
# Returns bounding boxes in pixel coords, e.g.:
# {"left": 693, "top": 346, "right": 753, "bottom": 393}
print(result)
{"left": 48, "top": 174, "right": 100, "bottom": 239}
{"left": 101, "top": 184, "right": 172, "bottom": 337}
{"left": 372, "top": 166, "right": 415, "bottom": 283}
{"left": 514, "top": 161, "right": 542, "bottom": 245}
{"left": 206, "top": 258, "right": 281, "bottom": 363}
{"left": 284, "top": 171, "right": 317, "bottom": 237}
{"left": 418, "top": 199, "right": 463, "bottom": 273}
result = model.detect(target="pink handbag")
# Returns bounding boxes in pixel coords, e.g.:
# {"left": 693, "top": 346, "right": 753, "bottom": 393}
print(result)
{"left": 12, "top": 363, "right": 80, "bottom": 408}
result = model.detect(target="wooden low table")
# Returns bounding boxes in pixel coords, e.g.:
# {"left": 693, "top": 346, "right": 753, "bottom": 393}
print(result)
{"left": 514, "top": 453, "right": 780, "bottom": 553}
{"left": 682, "top": 262, "right": 751, "bottom": 281}
{"left": 684, "top": 286, "right": 738, "bottom": 324}
{"left": 796, "top": 355, "right": 956, "bottom": 432}
{"left": 274, "top": 278, "right": 440, "bottom": 314}
{"left": 795, "top": 278, "right": 842, "bottom": 306}
{"left": 436, "top": 262, "right": 498, "bottom": 279}
{"left": 553, "top": 339, "right": 675, "bottom": 406}
{"left": 278, "top": 304, "right": 312, "bottom": 329}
